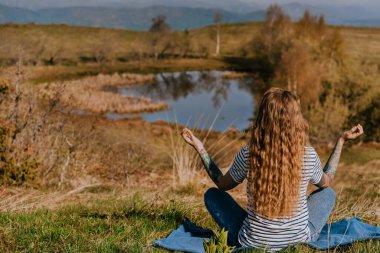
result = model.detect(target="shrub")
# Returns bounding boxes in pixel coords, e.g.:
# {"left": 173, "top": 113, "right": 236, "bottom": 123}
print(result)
{"left": 305, "top": 90, "right": 349, "bottom": 144}
{"left": 351, "top": 93, "right": 380, "bottom": 142}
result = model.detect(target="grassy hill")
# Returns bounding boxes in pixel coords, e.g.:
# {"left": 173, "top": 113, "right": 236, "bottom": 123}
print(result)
{"left": 1, "top": 23, "right": 380, "bottom": 64}
{"left": 1, "top": 22, "right": 379, "bottom": 93}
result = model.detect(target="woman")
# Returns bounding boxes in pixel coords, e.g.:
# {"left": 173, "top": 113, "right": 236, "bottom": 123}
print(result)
{"left": 181, "top": 87, "right": 363, "bottom": 251}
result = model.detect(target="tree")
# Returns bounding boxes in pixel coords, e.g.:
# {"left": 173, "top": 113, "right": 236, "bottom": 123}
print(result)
{"left": 266, "top": 4, "right": 291, "bottom": 27}
{"left": 90, "top": 32, "right": 117, "bottom": 65}
{"left": 295, "top": 10, "right": 327, "bottom": 47}
{"left": 251, "top": 4, "right": 293, "bottom": 81}
{"left": 181, "top": 29, "right": 191, "bottom": 58}
{"left": 274, "top": 44, "right": 323, "bottom": 106}
{"left": 148, "top": 16, "right": 172, "bottom": 59}
{"left": 149, "top": 15, "right": 171, "bottom": 33}
{"left": 214, "top": 12, "right": 223, "bottom": 56}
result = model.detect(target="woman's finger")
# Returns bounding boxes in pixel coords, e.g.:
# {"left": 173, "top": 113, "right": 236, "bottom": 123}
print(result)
{"left": 358, "top": 124, "right": 364, "bottom": 134}
{"left": 354, "top": 125, "right": 363, "bottom": 135}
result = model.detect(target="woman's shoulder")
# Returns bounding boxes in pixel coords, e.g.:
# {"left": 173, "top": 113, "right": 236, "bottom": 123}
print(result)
{"left": 240, "top": 145, "right": 250, "bottom": 158}
{"left": 304, "top": 146, "right": 317, "bottom": 153}
{"left": 304, "top": 146, "right": 319, "bottom": 158}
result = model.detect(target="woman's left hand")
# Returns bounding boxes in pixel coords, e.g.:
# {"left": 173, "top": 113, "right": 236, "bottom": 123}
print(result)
{"left": 341, "top": 124, "right": 364, "bottom": 141}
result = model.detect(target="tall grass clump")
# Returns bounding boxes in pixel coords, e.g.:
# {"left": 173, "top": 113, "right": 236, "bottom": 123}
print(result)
{"left": 168, "top": 110, "right": 241, "bottom": 189}
{"left": 168, "top": 125, "right": 200, "bottom": 188}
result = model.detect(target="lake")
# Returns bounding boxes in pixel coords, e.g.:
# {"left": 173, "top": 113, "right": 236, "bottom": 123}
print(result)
{"left": 105, "top": 71, "right": 257, "bottom": 132}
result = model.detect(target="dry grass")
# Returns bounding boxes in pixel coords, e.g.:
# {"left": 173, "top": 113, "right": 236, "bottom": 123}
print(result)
{"left": 166, "top": 107, "right": 244, "bottom": 190}
{"left": 222, "top": 71, "right": 252, "bottom": 79}
{"left": 168, "top": 132, "right": 201, "bottom": 187}
{"left": 0, "top": 129, "right": 378, "bottom": 252}
{"left": 44, "top": 72, "right": 168, "bottom": 114}
{"left": 1, "top": 23, "right": 379, "bottom": 64}
{"left": 329, "top": 160, "right": 380, "bottom": 225}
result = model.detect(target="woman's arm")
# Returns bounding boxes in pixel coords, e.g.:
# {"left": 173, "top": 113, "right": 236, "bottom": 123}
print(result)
{"left": 323, "top": 136, "right": 345, "bottom": 178}
{"left": 197, "top": 147, "right": 223, "bottom": 183}
{"left": 181, "top": 128, "right": 238, "bottom": 190}
{"left": 316, "top": 124, "right": 364, "bottom": 188}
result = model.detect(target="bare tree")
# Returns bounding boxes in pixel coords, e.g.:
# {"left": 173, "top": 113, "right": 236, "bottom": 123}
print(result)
{"left": 214, "top": 12, "right": 223, "bottom": 56}
{"left": 251, "top": 4, "right": 293, "bottom": 77}
{"left": 147, "top": 16, "right": 172, "bottom": 59}
{"left": 149, "top": 15, "right": 171, "bottom": 33}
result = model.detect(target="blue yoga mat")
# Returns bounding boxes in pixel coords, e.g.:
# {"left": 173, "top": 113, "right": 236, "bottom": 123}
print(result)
{"left": 153, "top": 218, "right": 380, "bottom": 252}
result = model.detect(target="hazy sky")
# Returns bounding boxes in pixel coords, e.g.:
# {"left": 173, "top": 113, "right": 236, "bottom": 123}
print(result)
{"left": 251, "top": 0, "right": 380, "bottom": 6}
{"left": 1, "top": 0, "right": 379, "bottom": 9}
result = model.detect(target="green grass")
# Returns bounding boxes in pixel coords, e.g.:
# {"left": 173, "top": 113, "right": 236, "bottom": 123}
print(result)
{"left": 0, "top": 194, "right": 204, "bottom": 253}
{"left": 0, "top": 191, "right": 378, "bottom": 253}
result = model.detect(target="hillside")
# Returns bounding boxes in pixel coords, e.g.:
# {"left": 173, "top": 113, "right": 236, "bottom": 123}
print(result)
{"left": 1, "top": 23, "right": 380, "bottom": 66}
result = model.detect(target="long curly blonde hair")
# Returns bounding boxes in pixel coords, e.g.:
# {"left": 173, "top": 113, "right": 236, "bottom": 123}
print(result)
{"left": 248, "top": 87, "right": 308, "bottom": 218}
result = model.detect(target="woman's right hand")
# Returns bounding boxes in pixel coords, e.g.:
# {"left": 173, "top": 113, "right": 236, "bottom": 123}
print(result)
{"left": 181, "top": 128, "right": 204, "bottom": 151}
{"left": 341, "top": 124, "right": 364, "bottom": 141}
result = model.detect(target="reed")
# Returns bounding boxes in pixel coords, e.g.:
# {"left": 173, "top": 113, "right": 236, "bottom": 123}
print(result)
{"left": 43, "top": 73, "right": 168, "bottom": 114}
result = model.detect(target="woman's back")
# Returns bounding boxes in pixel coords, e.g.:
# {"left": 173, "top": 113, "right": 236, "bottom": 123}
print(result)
{"left": 182, "top": 87, "right": 362, "bottom": 251}
{"left": 229, "top": 145, "right": 323, "bottom": 250}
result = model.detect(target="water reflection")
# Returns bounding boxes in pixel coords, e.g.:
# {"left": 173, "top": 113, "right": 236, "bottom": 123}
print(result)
{"left": 105, "top": 71, "right": 258, "bottom": 131}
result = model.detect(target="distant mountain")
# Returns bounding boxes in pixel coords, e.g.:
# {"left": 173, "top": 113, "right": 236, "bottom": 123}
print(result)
{"left": 281, "top": 2, "right": 380, "bottom": 26}
{"left": 0, "top": 0, "right": 260, "bottom": 13}
{"left": 111, "top": 0, "right": 261, "bottom": 14}
{"left": 0, "top": 3, "right": 379, "bottom": 30}
{"left": 0, "top": 4, "right": 265, "bottom": 30}
{"left": 0, "top": 4, "right": 36, "bottom": 23}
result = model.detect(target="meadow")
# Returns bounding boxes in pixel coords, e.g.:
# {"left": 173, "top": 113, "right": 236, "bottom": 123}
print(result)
{"left": 0, "top": 10, "right": 380, "bottom": 252}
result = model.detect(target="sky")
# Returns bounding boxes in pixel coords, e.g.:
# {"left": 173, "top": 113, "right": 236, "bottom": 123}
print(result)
{"left": 249, "top": 0, "right": 380, "bottom": 6}
{"left": 1, "top": 0, "right": 379, "bottom": 9}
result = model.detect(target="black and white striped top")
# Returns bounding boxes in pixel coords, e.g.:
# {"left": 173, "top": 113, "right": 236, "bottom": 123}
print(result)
{"left": 229, "top": 146, "right": 323, "bottom": 251}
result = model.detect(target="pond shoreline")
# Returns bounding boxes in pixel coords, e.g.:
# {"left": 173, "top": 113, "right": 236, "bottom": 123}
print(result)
{"left": 6, "top": 58, "right": 252, "bottom": 84}
{"left": 103, "top": 71, "right": 256, "bottom": 131}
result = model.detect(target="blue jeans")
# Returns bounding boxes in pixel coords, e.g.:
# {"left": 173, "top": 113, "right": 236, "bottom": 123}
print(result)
{"left": 307, "top": 187, "right": 336, "bottom": 241}
{"left": 204, "top": 187, "right": 335, "bottom": 246}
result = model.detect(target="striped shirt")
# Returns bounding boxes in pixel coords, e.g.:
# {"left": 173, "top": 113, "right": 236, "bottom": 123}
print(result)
{"left": 228, "top": 146, "right": 323, "bottom": 251}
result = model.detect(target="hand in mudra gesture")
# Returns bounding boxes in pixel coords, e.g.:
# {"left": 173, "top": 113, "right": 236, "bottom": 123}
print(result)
{"left": 341, "top": 124, "right": 364, "bottom": 140}
{"left": 181, "top": 128, "right": 204, "bottom": 151}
